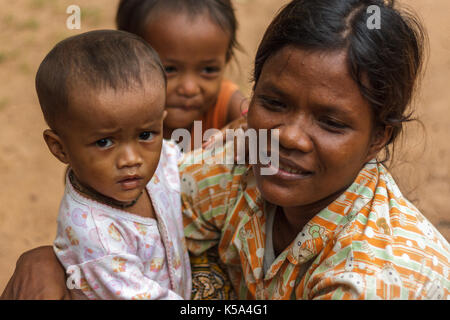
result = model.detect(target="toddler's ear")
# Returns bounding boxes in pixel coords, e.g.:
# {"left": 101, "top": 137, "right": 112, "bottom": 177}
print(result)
{"left": 163, "top": 110, "right": 168, "bottom": 120}
{"left": 43, "top": 129, "right": 70, "bottom": 164}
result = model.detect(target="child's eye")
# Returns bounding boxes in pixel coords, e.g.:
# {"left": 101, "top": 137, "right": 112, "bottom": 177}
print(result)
{"left": 139, "top": 131, "right": 154, "bottom": 141}
{"left": 96, "top": 138, "right": 113, "bottom": 148}
{"left": 164, "top": 66, "right": 177, "bottom": 74}
{"left": 202, "top": 66, "right": 220, "bottom": 75}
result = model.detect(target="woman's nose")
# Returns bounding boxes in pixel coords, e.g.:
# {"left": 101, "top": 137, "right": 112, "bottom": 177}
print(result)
{"left": 177, "top": 75, "right": 200, "bottom": 98}
{"left": 278, "top": 121, "right": 314, "bottom": 154}
{"left": 117, "top": 144, "right": 143, "bottom": 169}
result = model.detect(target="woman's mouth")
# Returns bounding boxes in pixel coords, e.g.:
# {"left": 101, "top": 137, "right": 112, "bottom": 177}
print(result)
{"left": 261, "top": 159, "right": 314, "bottom": 180}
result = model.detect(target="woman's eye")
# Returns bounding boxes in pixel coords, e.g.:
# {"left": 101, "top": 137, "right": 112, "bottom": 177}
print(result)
{"left": 259, "top": 97, "right": 286, "bottom": 110}
{"left": 320, "top": 117, "right": 348, "bottom": 131}
{"left": 139, "top": 131, "right": 153, "bottom": 141}
{"left": 95, "top": 138, "right": 113, "bottom": 148}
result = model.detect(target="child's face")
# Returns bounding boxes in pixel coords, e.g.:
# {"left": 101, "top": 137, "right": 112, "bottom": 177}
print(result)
{"left": 144, "top": 11, "right": 230, "bottom": 133}
{"left": 52, "top": 81, "right": 166, "bottom": 203}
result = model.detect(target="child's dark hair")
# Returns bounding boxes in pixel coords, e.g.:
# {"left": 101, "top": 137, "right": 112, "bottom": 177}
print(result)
{"left": 36, "top": 29, "right": 166, "bottom": 129}
{"left": 254, "top": 0, "right": 426, "bottom": 162}
{"left": 116, "top": 0, "right": 240, "bottom": 62}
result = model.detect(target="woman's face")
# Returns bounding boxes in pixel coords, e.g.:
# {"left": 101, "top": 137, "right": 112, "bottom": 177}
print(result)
{"left": 248, "top": 46, "right": 388, "bottom": 211}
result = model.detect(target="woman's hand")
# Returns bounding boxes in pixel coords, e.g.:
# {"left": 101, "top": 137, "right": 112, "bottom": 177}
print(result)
{"left": 202, "top": 116, "right": 250, "bottom": 165}
{"left": 202, "top": 116, "right": 248, "bottom": 149}
{"left": 1, "top": 246, "right": 82, "bottom": 300}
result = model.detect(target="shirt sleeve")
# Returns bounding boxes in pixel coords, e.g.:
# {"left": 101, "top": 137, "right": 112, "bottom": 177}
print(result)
{"left": 301, "top": 235, "right": 444, "bottom": 300}
{"left": 179, "top": 145, "right": 242, "bottom": 255}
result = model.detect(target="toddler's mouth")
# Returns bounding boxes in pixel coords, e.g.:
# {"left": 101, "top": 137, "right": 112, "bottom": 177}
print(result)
{"left": 118, "top": 175, "right": 143, "bottom": 190}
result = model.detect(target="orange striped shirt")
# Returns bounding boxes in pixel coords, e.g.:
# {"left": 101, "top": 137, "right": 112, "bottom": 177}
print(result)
{"left": 181, "top": 145, "right": 450, "bottom": 299}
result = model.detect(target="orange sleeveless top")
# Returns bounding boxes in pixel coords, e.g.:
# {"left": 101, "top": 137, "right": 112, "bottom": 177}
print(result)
{"left": 201, "top": 79, "right": 239, "bottom": 133}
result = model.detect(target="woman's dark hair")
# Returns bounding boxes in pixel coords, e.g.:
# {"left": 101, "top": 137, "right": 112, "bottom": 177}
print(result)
{"left": 254, "top": 0, "right": 426, "bottom": 161}
{"left": 116, "top": 0, "right": 240, "bottom": 62}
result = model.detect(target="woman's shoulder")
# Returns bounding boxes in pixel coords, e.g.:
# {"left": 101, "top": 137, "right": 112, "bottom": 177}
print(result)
{"left": 316, "top": 162, "right": 450, "bottom": 299}
{"left": 376, "top": 164, "right": 448, "bottom": 244}
{"left": 178, "top": 142, "right": 249, "bottom": 199}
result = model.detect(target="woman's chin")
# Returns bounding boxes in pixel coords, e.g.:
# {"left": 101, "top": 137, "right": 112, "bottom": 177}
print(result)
{"left": 255, "top": 177, "right": 303, "bottom": 208}
{"left": 260, "top": 189, "right": 301, "bottom": 208}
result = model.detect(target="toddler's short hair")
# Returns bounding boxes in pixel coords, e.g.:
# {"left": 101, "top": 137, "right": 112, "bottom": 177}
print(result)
{"left": 36, "top": 29, "right": 166, "bottom": 129}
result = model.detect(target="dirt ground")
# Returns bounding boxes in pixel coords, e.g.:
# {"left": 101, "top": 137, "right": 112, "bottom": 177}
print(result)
{"left": 0, "top": 0, "right": 449, "bottom": 292}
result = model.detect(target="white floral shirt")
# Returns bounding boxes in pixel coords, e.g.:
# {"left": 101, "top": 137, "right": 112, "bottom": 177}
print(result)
{"left": 54, "top": 141, "right": 191, "bottom": 300}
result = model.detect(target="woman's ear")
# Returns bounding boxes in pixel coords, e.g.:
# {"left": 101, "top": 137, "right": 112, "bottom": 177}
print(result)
{"left": 43, "top": 129, "right": 70, "bottom": 164}
{"left": 365, "top": 125, "right": 393, "bottom": 163}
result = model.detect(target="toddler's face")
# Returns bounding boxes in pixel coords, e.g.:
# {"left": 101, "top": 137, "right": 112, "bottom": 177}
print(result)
{"left": 144, "top": 11, "right": 230, "bottom": 135}
{"left": 57, "top": 82, "right": 166, "bottom": 203}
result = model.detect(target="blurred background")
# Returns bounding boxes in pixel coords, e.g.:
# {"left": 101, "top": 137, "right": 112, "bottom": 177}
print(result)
{"left": 0, "top": 0, "right": 449, "bottom": 292}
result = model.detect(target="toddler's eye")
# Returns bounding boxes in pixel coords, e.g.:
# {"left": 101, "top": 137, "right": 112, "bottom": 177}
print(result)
{"left": 96, "top": 138, "right": 113, "bottom": 148}
{"left": 139, "top": 131, "right": 153, "bottom": 141}
{"left": 164, "top": 66, "right": 177, "bottom": 74}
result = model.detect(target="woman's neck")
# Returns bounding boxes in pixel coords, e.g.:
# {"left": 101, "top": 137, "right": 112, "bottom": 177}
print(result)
{"left": 273, "top": 186, "right": 349, "bottom": 256}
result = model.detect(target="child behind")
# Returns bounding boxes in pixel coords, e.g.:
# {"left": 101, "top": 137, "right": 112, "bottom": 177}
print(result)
{"left": 116, "top": 0, "right": 247, "bottom": 148}
{"left": 36, "top": 30, "right": 191, "bottom": 299}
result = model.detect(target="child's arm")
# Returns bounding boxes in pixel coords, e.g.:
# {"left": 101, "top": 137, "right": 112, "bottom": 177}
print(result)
{"left": 55, "top": 210, "right": 182, "bottom": 300}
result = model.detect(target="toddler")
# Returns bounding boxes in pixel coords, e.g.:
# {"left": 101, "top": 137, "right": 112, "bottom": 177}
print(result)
{"left": 116, "top": 0, "right": 247, "bottom": 148}
{"left": 36, "top": 30, "right": 191, "bottom": 299}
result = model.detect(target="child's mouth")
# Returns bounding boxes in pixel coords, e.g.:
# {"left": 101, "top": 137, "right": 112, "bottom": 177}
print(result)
{"left": 169, "top": 104, "right": 202, "bottom": 111}
{"left": 118, "top": 176, "right": 143, "bottom": 190}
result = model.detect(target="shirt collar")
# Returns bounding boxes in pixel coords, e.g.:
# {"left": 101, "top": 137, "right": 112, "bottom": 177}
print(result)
{"left": 288, "top": 161, "right": 380, "bottom": 265}
{"left": 242, "top": 160, "right": 381, "bottom": 267}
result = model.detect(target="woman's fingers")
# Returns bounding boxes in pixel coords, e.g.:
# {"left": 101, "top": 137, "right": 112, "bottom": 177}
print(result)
{"left": 202, "top": 116, "right": 248, "bottom": 150}
{"left": 201, "top": 118, "right": 251, "bottom": 165}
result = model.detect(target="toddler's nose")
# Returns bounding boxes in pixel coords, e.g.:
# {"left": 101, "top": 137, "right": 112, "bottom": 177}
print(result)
{"left": 117, "top": 145, "right": 143, "bottom": 169}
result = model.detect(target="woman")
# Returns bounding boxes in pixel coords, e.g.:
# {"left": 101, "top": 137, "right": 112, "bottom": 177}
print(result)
{"left": 2, "top": 0, "right": 449, "bottom": 300}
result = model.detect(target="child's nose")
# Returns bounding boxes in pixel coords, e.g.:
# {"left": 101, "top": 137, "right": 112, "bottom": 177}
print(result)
{"left": 117, "top": 145, "right": 143, "bottom": 169}
{"left": 177, "top": 76, "right": 200, "bottom": 98}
